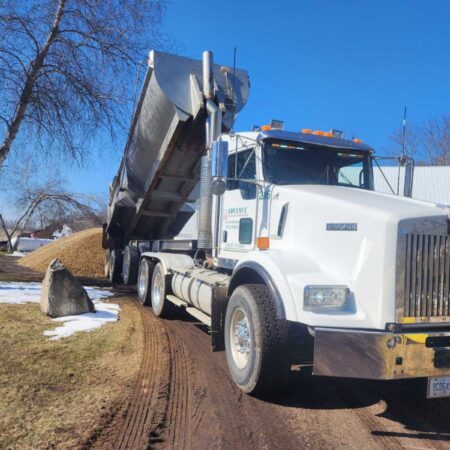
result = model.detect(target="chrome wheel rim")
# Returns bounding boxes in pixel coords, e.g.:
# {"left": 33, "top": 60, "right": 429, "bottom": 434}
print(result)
{"left": 229, "top": 307, "right": 251, "bottom": 369}
{"left": 152, "top": 268, "right": 163, "bottom": 308}
{"left": 138, "top": 261, "right": 148, "bottom": 300}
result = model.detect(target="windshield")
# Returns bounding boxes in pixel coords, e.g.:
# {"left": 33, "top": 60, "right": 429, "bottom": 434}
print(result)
{"left": 263, "top": 139, "right": 373, "bottom": 189}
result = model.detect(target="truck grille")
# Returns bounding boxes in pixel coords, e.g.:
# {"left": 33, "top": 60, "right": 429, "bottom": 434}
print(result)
{"left": 399, "top": 234, "right": 450, "bottom": 320}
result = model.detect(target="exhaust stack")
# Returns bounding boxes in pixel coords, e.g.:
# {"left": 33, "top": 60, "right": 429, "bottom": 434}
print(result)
{"left": 202, "top": 51, "right": 214, "bottom": 99}
{"left": 198, "top": 51, "right": 222, "bottom": 250}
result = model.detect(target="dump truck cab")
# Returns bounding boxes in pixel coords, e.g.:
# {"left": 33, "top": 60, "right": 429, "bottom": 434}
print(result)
{"left": 207, "top": 127, "right": 450, "bottom": 392}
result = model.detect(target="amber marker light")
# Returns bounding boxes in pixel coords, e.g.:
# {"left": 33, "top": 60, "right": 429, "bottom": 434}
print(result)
{"left": 260, "top": 125, "right": 272, "bottom": 131}
{"left": 257, "top": 237, "right": 270, "bottom": 250}
{"left": 353, "top": 138, "right": 363, "bottom": 143}
{"left": 301, "top": 128, "right": 313, "bottom": 134}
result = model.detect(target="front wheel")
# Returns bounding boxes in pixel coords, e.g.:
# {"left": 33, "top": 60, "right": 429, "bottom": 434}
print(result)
{"left": 224, "top": 284, "right": 290, "bottom": 395}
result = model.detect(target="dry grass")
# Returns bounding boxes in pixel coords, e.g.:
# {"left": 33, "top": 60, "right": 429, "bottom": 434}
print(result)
{"left": 0, "top": 297, "right": 142, "bottom": 450}
{"left": 19, "top": 228, "right": 105, "bottom": 278}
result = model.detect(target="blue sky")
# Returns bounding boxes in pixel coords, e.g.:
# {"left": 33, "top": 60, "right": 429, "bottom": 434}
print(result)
{"left": 37, "top": 0, "right": 450, "bottom": 198}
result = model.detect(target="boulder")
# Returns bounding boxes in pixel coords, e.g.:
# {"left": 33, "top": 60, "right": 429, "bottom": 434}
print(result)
{"left": 40, "top": 259, "right": 95, "bottom": 318}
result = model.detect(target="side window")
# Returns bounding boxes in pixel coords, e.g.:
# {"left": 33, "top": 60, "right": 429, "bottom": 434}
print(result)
{"left": 227, "top": 153, "right": 238, "bottom": 190}
{"left": 227, "top": 148, "right": 256, "bottom": 199}
{"left": 335, "top": 160, "right": 365, "bottom": 188}
{"left": 239, "top": 218, "right": 253, "bottom": 244}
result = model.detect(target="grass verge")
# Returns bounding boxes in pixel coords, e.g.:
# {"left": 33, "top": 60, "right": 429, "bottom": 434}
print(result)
{"left": 0, "top": 297, "right": 142, "bottom": 450}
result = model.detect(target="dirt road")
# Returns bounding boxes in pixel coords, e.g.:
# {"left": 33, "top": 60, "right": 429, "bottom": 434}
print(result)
{"left": 94, "top": 298, "right": 450, "bottom": 450}
{"left": 2, "top": 256, "right": 449, "bottom": 449}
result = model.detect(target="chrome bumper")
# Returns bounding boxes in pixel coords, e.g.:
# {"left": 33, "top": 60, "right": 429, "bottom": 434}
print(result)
{"left": 313, "top": 328, "right": 450, "bottom": 379}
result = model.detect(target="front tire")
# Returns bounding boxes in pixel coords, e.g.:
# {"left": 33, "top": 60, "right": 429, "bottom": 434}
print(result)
{"left": 224, "top": 284, "right": 290, "bottom": 395}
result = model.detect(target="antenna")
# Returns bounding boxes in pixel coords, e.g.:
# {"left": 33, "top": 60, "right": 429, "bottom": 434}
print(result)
{"left": 401, "top": 106, "right": 407, "bottom": 159}
{"left": 396, "top": 106, "right": 407, "bottom": 195}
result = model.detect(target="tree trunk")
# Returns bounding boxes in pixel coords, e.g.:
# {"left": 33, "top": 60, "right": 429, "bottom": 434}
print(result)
{"left": 0, "top": 0, "right": 67, "bottom": 167}
{"left": 0, "top": 214, "right": 14, "bottom": 253}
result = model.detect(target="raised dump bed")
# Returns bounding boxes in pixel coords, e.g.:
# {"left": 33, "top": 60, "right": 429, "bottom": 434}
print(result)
{"left": 106, "top": 51, "right": 249, "bottom": 246}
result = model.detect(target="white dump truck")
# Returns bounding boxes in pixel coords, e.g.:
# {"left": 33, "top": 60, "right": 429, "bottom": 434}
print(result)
{"left": 104, "top": 50, "right": 450, "bottom": 396}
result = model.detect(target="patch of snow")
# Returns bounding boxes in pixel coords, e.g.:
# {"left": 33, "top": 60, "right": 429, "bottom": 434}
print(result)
{"left": 0, "top": 282, "right": 42, "bottom": 304}
{"left": 0, "top": 281, "right": 113, "bottom": 305}
{"left": 44, "top": 300, "right": 120, "bottom": 340}
{"left": 0, "top": 281, "right": 119, "bottom": 339}
{"left": 85, "top": 286, "right": 114, "bottom": 300}
{"left": 4, "top": 251, "right": 26, "bottom": 257}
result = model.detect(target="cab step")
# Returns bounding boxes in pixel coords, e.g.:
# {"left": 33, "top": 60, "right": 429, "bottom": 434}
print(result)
{"left": 166, "top": 294, "right": 212, "bottom": 326}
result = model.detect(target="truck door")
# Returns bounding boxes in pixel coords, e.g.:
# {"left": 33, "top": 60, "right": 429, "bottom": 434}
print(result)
{"left": 219, "top": 147, "right": 258, "bottom": 257}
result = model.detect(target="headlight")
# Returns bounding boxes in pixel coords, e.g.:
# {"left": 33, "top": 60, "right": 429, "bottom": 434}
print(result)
{"left": 304, "top": 286, "right": 349, "bottom": 310}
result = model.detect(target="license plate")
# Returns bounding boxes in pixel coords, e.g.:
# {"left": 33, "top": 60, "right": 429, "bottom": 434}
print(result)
{"left": 427, "top": 376, "right": 450, "bottom": 399}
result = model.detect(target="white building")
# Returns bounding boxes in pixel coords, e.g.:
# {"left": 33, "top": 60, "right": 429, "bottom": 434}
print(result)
{"left": 374, "top": 166, "right": 450, "bottom": 206}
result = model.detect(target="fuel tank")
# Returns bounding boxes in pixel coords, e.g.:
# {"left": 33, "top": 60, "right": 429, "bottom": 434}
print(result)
{"left": 171, "top": 268, "right": 229, "bottom": 316}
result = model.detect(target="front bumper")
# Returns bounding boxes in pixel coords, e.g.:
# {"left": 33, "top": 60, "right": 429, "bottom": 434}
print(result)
{"left": 313, "top": 328, "right": 450, "bottom": 379}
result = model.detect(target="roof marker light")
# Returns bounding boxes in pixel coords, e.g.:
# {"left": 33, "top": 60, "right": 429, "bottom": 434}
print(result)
{"left": 261, "top": 125, "right": 272, "bottom": 131}
{"left": 301, "top": 128, "right": 313, "bottom": 134}
{"left": 353, "top": 138, "right": 363, "bottom": 143}
{"left": 313, "top": 130, "right": 325, "bottom": 136}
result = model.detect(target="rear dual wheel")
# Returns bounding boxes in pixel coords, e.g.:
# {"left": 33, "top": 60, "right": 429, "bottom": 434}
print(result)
{"left": 122, "top": 245, "right": 139, "bottom": 285}
{"left": 104, "top": 250, "right": 111, "bottom": 279}
{"left": 108, "top": 249, "right": 123, "bottom": 283}
{"left": 137, "top": 260, "right": 172, "bottom": 317}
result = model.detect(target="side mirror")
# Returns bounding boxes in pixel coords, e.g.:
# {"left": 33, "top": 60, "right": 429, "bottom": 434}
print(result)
{"left": 402, "top": 157, "right": 414, "bottom": 197}
{"left": 211, "top": 140, "right": 228, "bottom": 195}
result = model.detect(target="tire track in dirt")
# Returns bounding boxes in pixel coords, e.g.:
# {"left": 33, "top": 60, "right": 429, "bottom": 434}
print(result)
{"left": 159, "top": 325, "right": 192, "bottom": 449}
{"left": 159, "top": 318, "right": 299, "bottom": 450}
{"left": 90, "top": 303, "right": 171, "bottom": 450}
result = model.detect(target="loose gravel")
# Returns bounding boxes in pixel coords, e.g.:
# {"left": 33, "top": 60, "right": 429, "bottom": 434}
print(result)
{"left": 19, "top": 228, "right": 105, "bottom": 278}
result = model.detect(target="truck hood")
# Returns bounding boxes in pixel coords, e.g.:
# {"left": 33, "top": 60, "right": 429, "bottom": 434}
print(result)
{"left": 266, "top": 184, "right": 449, "bottom": 328}
{"left": 273, "top": 184, "right": 449, "bottom": 222}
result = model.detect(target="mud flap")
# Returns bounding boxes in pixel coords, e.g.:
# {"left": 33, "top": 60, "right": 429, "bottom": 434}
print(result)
{"left": 211, "top": 293, "right": 228, "bottom": 352}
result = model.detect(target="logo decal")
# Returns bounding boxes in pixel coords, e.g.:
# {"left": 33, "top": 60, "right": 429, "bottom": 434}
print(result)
{"left": 326, "top": 223, "right": 358, "bottom": 231}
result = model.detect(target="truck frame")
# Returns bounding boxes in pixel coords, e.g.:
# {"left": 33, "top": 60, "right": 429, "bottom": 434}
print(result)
{"left": 105, "top": 50, "right": 450, "bottom": 396}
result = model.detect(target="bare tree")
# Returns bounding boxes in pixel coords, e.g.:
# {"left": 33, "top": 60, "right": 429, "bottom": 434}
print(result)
{"left": 388, "top": 124, "right": 422, "bottom": 161}
{"left": 388, "top": 114, "right": 450, "bottom": 166}
{"left": 0, "top": 161, "right": 102, "bottom": 252}
{"left": 0, "top": 0, "right": 167, "bottom": 166}
{"left": 422, "top": 116, "right": 450, "bottom": 165}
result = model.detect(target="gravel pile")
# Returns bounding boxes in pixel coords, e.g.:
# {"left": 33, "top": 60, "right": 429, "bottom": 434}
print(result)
{"left": 19, "top": 228, "right": 105, "bottom": 278}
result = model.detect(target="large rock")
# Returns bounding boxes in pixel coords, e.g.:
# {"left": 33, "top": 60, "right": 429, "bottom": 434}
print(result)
{"left": 40, "top": 259, "right": 95, "bottom": 318}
